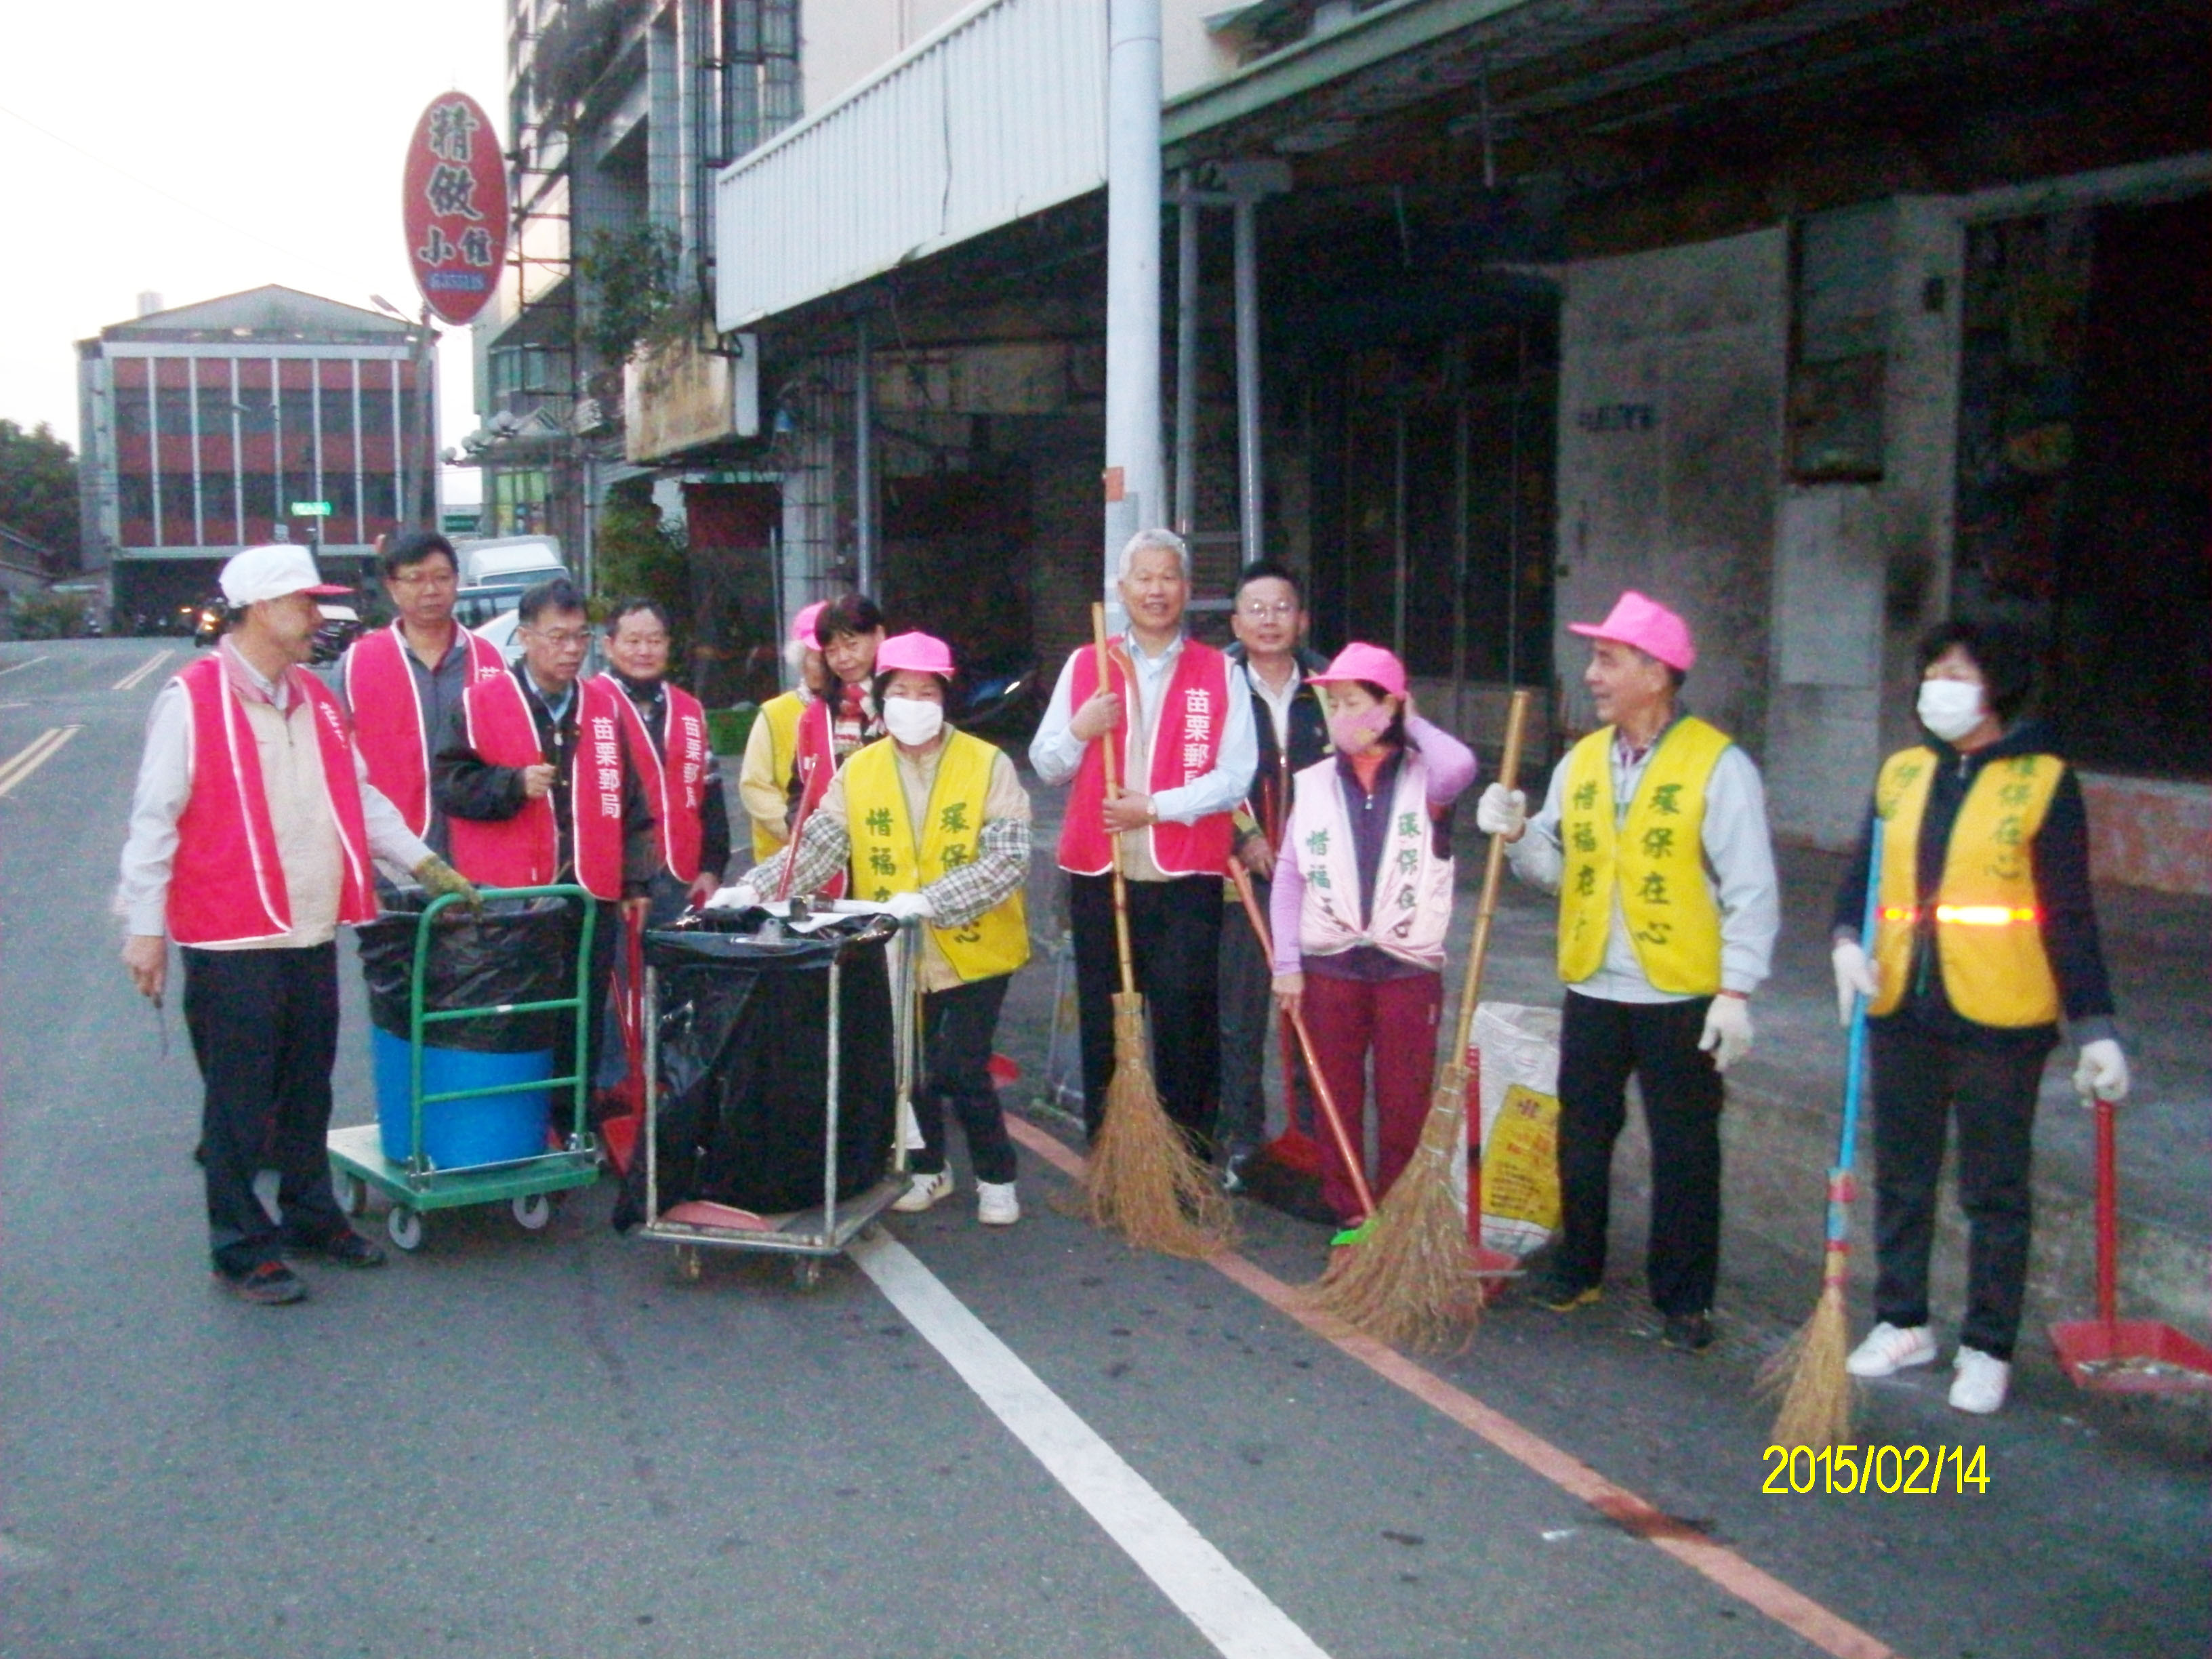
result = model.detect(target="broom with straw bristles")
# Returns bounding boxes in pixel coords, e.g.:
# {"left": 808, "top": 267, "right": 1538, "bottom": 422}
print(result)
{"left": 1074, "top": 602, "right": 1235, "bottom": 1257}
{"left": 1226, "top": 858, "right": 1375, "bottom": 1227}
{"left": 1304, "top": 688, "right": 1532, "bottom": 1351}
{"left": 1760, "top": 817, "right": 1885, "bottom": 1448}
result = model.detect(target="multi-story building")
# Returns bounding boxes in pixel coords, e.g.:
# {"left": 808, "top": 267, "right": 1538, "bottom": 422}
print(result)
{"left": 77, "top": 286, "right": 434, "bottom": 627}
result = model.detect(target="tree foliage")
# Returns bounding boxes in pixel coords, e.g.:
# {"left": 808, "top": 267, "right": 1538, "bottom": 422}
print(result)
{"left": 0, "top": 420, "right": 80, "bottom": 566}
{"left": 594, "top": 477, "right": 691, "bottom": 651}
{"left": 575, "top": 225, "right": 686, "bottom": 368}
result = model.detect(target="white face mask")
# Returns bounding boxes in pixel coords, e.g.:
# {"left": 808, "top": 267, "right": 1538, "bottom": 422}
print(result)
{"left": 1917, "top": 678, "right": 1986, "bottom": 744}
{"left": 882, "top": 695, "right": 945, "bottom": 747}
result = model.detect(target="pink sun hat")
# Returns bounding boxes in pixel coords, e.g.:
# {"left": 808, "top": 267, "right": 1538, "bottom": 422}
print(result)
{"left": 1567, "top": 590, "right": 1696, "bottom": 673}
{"left": 790, "top": 600, "right": 828, "bottom": 647}
{"left": 1309, "top": 641, "right": 1408, "bottom": 698}
{"left": 874, "top": 630, "right": 958, "bottom": 678}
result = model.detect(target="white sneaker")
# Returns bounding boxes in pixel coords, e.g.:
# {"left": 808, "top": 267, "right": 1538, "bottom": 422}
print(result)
{"left": 1948, "top": 1346, "right": 2011, "bottom": 1414}
{"left": 1845, "top": 1321, "right": 1938, "bottom": 1378}
{"left": 976, "top": 1181, "right": 1020, "bottom": 1227}
{"left": 891, "top": 1168, "right": 954, "bottom": 1213}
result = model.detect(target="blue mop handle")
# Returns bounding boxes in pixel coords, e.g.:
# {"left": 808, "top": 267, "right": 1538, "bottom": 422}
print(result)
{"left": 1826, "top": 815, "right": 1885, "bottom": 1250}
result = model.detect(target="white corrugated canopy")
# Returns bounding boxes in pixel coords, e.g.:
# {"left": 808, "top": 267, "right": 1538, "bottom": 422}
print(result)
{"left": 715, "top": 0, "right": 1108, "bottom": 333}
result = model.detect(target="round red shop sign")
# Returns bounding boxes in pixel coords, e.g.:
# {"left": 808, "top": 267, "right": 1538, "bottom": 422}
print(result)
{"left": 403, "top": 91, "right": 508, "bottom": 327}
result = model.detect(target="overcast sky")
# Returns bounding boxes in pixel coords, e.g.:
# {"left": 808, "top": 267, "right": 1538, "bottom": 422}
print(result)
{"left": 2, "top": 3, "right": 506, "bottom": 505}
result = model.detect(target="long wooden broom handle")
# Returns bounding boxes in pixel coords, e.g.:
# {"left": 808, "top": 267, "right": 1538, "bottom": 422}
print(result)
{"left": 1090, "top": 602, "right": 1139, "bottom": 998}
{"left": 1448, "top": 689, "right": 1534, "bottom": 1063}
{"left": 1227, "top": 858, "right": 1375, "bottom": 1221}
{"left": 776, "top": 754, "right": 819, "bottom": 903}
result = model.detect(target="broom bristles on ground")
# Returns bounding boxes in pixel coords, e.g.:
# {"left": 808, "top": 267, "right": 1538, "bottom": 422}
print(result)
{"left": 1759, "top": 1246, "right": 1857, "bottom": 1450}
{"left": 1301, "top": 1062, "right": 1482, "bottom": 1352}
{"left": 1078, "top": 992, "right": 1236, "bottom": 1258}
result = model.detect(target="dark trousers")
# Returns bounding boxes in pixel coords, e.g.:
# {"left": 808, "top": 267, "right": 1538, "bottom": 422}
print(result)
{"left": 560, "top": 897, "right": 621, "bottom": 1122}
{"left": 1215, "top": 872, "right": 1313, "bottom": 1154}
{"left": 1554, "top": 991, "right": 1725, "bottom": 1317}
{"left": 1069, "top": 872, "right": 1225, "bottom": 1151}
{"left": 1868, "top": 1022, "right": 2053, "bottom": 1361}
{"left": 914, "top": 974, "right": 1017, "bottom": 1184}
{"left": 182, "top": 943, "right": 347, "bottom": 1276}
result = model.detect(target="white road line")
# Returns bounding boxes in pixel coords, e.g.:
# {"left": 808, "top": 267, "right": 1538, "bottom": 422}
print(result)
{"left": 853, "top": 1234, "right": 1333, "bottom": 1659}
{"left": 0, "top": 725, "right": 79, "bottom": 799}
{"left": 111, "top": 649, "right": 173, "bottom": 692}
{"left": 0, "top": 655, "right": 47, "bottom": 678}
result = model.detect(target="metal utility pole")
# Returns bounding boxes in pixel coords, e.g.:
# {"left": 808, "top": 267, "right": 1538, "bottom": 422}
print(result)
{"left": 855, "top": 310, "right": 876, "bottom": 595}
{"left": 1232, "top": 192, "right": 1263, "bottom": 566}
{"left": 1173, "top": 169, "right": 1199, "bottom": 537}
{"left": 1102, "top": 0, "right": 1164, "bottom": 619}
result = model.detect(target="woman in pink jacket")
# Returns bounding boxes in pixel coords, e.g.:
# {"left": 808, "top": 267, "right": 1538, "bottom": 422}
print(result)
{"left": 1269, "top": 644, "right": 1477, "bottom": 1228}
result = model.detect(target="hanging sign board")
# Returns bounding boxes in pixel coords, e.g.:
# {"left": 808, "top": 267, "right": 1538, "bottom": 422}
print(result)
{"left": 403, "top": 91, "right": 508, "bottom": 326}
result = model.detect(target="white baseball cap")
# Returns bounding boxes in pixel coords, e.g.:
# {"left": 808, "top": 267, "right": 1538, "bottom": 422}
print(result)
{"left": 218, "top": 544, "right": 351, "bottom": 608}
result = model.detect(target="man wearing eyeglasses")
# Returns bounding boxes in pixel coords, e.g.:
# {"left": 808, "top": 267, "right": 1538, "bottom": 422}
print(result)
{"left": 434, "top": 577, "right": 659, "bottom": 1090}
{"left": 340, "top": 531, "right": 507, "bottom": 861}
{"left": 1217, "top": 562, "right": 1332, "bottom": 1193}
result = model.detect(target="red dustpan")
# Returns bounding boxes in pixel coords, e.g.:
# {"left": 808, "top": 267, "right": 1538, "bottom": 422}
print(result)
{"left": 598, "top": 909, "right": 648, "bottom": 1177}
{"left": 2049, "top": 1097, "right": 2212, "bottom": 1393}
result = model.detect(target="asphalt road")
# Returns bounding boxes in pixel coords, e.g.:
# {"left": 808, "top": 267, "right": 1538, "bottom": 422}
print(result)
{"left": 2, "top": 638, "right": 2204, "bottom": 1659}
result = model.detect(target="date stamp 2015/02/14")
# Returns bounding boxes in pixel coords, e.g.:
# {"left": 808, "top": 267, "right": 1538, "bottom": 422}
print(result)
{"left": 1762, "top": 1443, "right": 1988, "bottom": 1495}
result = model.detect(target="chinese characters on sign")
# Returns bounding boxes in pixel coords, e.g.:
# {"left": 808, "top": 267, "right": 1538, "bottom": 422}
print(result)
{"left": 403, "top": 91, "right": 508, "bottom": 327}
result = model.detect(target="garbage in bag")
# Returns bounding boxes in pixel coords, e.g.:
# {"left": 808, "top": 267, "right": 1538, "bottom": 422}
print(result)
{"left": 614, "top": 908, "right": 895, "bottom": 1228}
{"left": 357, "top": 889, "right": 576, "bottom": 1053}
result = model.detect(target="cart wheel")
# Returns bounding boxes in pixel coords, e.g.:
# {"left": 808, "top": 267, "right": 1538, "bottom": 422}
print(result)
{"left": 336, "top": 1174, "right": 366, "bottom": 1217}
{"left": 672, "top": 1244, "right": 702, "bottom": 1283}
{"left": 511, "top": 1193, "right": 552, "bottom": 1231}
{"left": 791, "top": 1256, "right": 825, "bottom": 1293}
{"left": 386, "top": 1206, "right": 424, "bottom": 1252}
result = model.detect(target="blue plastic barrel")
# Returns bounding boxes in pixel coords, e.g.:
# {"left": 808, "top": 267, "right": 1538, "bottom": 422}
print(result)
{"left": 371, "top": 1028, "right": 554, "bottom": 1168}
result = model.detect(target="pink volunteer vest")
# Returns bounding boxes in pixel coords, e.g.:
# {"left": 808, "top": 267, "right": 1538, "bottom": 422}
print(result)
{"left": 447, "top": 672, "right": 628, "bottom": 901}
{"left": 343, "top": 622, "right": 507, "bottom": 838}
{"left": 602, "top": 675, "right": 709, "bottom": 882}
{"left": 1055, "top": 636, "right": 1234, "bottom": 878}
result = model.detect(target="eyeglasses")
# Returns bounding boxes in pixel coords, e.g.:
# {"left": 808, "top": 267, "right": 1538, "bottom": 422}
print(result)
{"left": 1238, "top": 600, "right": 1297, "bottom": 620}
{"left": 390, "top": 569, "right": 456, "bottom": 590}
{"left": 525, "top": 627, "right": 590, "bottom": 649}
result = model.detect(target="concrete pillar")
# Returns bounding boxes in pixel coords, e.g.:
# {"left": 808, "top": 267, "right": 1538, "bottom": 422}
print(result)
{"left": 1103, "top": 0, "right": 1164, "bottom": 618}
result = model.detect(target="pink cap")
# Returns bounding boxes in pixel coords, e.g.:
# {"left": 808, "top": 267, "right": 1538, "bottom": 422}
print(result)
{"left": 874, "top": 630, "right": 956, "bottom": 678}
{"left": 790, "top": 600, "right": 827, "bottom": 648}
{"left": 1567, "top": 590, "right": 1696, "bottom": 672}
{"left": 1309, "top": 641, "right": 1407, "bottom": 698}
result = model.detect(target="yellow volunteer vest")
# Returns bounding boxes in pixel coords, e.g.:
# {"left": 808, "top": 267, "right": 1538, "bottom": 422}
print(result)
{"left": 1557, "top": 717, "right": 1730, "bottom": 995}
{"left": 843, "top": 731, "right": 1030, "bottom": 983}
{"left": 751, "top": 691, "right": 807, "bottom": 862}
{"left": 1869, "top": 746, "right": 2062, "bottom": 1027}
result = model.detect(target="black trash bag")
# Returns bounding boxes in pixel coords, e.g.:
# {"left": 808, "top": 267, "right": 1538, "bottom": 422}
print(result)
{"left": 357, "top": 890, "right": 577, "bottom": 1054}
{"left": 613, "top": 909, "right": 895, "bottom": 1228}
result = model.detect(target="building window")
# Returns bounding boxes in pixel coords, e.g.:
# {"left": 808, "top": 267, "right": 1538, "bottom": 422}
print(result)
{"left": 161, "top": 474, "right": 196, "bottom": 546}
{"left": 114, "top": 380, "right": 152, "bottom": 439}
{"left": 197, "top": 378, "right": 236, "bottom": 441}
{"left": 157, "top": 384, "right": 193, "bottom": 441}
{"left": 118, "top": 472, "right": 154, "bottom": 522}
{"left": 363, "top": 471, "right": 398, "bottom": 520}
{"left": 201, "top": 472, "right": 237, "bottom": 539}
{"left": 236, "top": 383, "right": 274, "bottom": 434}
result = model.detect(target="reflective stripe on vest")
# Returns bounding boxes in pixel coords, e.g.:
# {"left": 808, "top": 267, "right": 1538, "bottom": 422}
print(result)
{"left": 842, "top": 731, "right": 1029, "bottom": 982}
{"left": 343, "top": 622, "right": 506, "bottom": 838}
{"left": 1054, "top": 637, "right": 1234, "bottom": 877}
{"left": 1285, "top": 752, "right": 1454, "bottom": 970}
{"left": 1870, "top": 746, "right": 2061, "bottom": 1027}
{"left": 603, "top": 676, "right": 708, "bottom": 882}
{"left": 1555, "top": 717, "right": 1730, "bottom": 995}
{"left": 447, "top": 673, "right": 628, "bottom": 900}
{"left": 169, "top": 653, "right": 375, "bottom": 946}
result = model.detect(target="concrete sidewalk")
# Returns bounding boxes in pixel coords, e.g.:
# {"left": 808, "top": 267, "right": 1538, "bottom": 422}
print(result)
{"left": 979, "top": 769, "right": 2210, "bottom": 1358}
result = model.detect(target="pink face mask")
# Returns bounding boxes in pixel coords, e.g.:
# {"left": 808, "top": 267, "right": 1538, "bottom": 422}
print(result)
{"left": 1328, "top": 703, "right": 1393, "bottom": 755}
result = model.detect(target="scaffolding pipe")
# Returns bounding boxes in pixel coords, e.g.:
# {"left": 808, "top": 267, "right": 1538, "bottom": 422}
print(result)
{"left": 1103, "top": 0, "right": 1164, "bottom": 612}
{"left": 1174, "top": 173, "right": 1200, "bottom": 536}
{"left": 855, "top": 310, "right": 875, "bottom": 594}
{"left": 1233, "top": 192, "right": 1263, "bottom": 566}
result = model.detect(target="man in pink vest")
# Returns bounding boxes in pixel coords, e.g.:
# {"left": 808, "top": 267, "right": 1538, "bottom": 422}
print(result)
{"left": 118, "top": 545, "right": 476, "bottom": 1305}
{"left": 1030, "top": 529, "right": 1256, "bottom": 1151}
{"left": 598, "top": 597, "right": 729, "bottom": 920}
{"left": 338, "top": 530, "right": 506, "bottom": 861}
{"left": 434, "top": 577, "right": 659, "bottom": 1094}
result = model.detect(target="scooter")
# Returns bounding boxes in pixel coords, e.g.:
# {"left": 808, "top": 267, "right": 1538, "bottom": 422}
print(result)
{"left": 951, "top": 649, "right": 1042, "bottom": 743}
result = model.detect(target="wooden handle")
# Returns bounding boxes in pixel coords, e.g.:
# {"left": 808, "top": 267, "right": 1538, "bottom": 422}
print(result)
{"left": 1090, "top": 602, "right": 1137, "bottom": 996}
{"left": 1450, "top": 689, "right": 1534, "bottom": 1061}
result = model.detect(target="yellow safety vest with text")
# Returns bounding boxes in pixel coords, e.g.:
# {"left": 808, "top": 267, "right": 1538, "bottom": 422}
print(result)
{"left": 750, "top": 691, "right": 806, "bottom": 862}
{"left": 1557, "top": 718, "right": 1729, "bottom": 995}
{"left": 1870, "top": 746, "right": 2062, "bottom": 1028}
{"left": 842, "top": 731, "right": 1030, "bottom": 983}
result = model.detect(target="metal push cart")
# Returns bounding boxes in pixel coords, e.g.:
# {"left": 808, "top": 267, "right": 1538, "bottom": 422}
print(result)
{"left": 327, "top": 885, "right": 604, "bottom": 1251}
{"left": 635, "top": 904, "right": 913, "bottom": 1290}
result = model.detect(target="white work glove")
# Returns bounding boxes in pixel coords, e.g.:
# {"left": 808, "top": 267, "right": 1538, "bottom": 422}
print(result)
{"left": 1698, "top": 994, "right": 1753, "bottom": 1073}
{"left": 705, "top": 881, "right": 759, "bottom": 912}
{"left": 882, "top": 890, "right": 933, "bottom": 923}
{"left": 2072, "top": 1038, "right": 2129, "bottom": 1103}
{"left": 1476, "top": 783, "right": 1527, "bottom": 840}
{"left": 1830, "top": 938, "right": 1879, "bottom": 1027}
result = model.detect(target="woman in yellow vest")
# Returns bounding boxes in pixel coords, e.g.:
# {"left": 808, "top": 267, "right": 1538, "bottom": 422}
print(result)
{"left": 737, "top": 600, "right": 828, "bottom": 863}
{"left": 1831, "top": 620, "right": 2128, "bottom": 1415}
{"left": 726, "top": 631, "right": 1033, "bottom": 1225}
